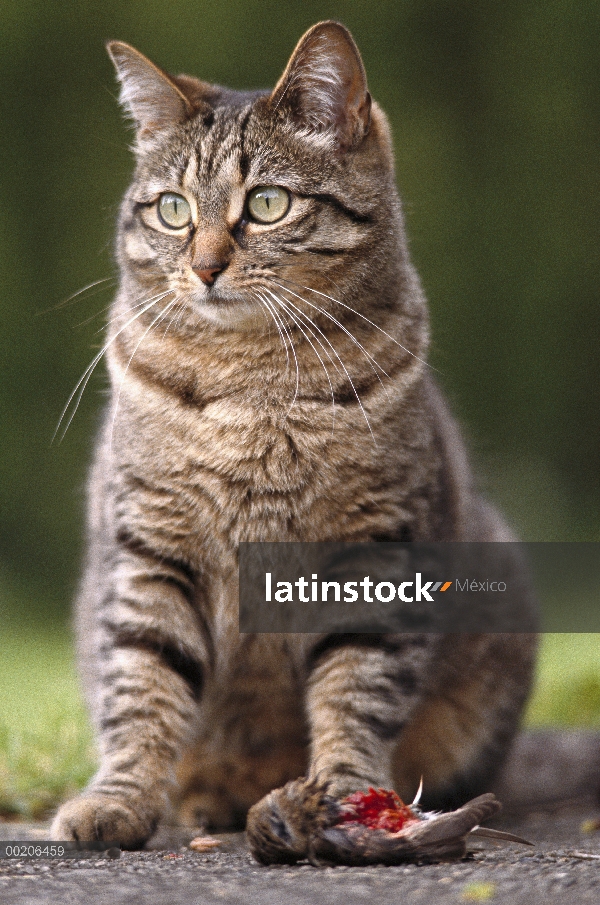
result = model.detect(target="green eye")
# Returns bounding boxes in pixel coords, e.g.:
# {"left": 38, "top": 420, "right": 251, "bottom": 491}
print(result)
{"left": 158, "top": 193, "right": 192, "bottom": 229}
{"left": 247, "top": 186, "right": 290, "bottom": 224}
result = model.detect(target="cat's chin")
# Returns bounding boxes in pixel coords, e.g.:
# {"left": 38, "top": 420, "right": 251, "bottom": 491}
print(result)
{"left": 191, "top": 290, "right": 270, "bottom": 332}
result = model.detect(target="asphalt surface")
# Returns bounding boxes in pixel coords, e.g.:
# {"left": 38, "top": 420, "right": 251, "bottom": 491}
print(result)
{"left": 1, "top": 804, "right": 600, "bottom": 904}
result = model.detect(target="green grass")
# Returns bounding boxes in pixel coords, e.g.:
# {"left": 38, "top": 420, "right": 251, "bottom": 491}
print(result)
{"left": 0, "top": 627, "right": 96, "bottom": 820}
{"left": 0, "top": 626, "right": 599, "bottom": 820}
{"left": 525, "top": 634, "right": 600, "bottom": 726}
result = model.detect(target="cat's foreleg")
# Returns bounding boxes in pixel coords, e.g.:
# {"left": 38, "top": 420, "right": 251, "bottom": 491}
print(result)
{"left": 247, "top": 635, "right": 433, "bottom": 862}
{"left": 305, "top": 637, "right": 432, "bottom": 795}
{"left": 51, "top": 549, "right": 205, "bottom": 848}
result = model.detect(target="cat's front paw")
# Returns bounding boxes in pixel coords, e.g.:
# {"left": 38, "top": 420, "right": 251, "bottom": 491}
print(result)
{"left": 246, "top": 776, "right": 341, "bottom": 865}
{"left": 51, "top": 793, "right": 157, "bottom": 849}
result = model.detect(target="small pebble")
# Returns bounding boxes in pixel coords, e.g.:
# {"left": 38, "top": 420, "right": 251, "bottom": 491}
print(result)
{"left": 189, "top": 836, "right": 222, "bottom": 852}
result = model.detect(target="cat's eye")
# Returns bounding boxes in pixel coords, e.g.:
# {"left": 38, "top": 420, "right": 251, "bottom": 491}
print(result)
{"left": 158, "top": 193, "right": 192, "bottom": 229}
{"left": 247, "top": 186, "right": 290, "bottom": 224}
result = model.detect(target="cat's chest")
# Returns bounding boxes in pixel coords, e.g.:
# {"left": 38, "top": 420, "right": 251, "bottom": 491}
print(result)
{"left": 115, "top": 387, "right": 418, "bottom": 544}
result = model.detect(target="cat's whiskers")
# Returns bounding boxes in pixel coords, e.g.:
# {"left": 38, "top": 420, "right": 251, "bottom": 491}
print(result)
{"left": 161, "top": 298, "right": 188, "bottom": 339}
{"left": 275, "top": 275, "right": 432, "bottom": 371}
{"left": 251, "top": 290, "right": 290, "bottom": 373}
{"left": 267, "top": 288, "right": 376, "bottom": 441}
{"left": 255, "top": 291, "right": 300, "bottom": 410}
{"left": 269, "top": 278, "right": 391, "bottom": 399}
{"left": 264, "top": 288, "right": 342, "bottom": 379}
{"left": 169, "top": 296, "right": 190, "bottom": 336}
{"left": 36, "top": 277, "right": 116, "bottom": 317}
{"left": 99, "top": 290, "right": 177, "bottom": 336}
{"left": 76, "top": 300, "right": 123, "bottom": 330}
{"left": 53, "top": 289, "right": 175, "bottom": 443}
{"left": 160, "top": 305, "right": 180, "bottom": 339}
{"left": 109, "top": 294, "right": 179, "bottom": 449}
{"left": 270, "top": 278, "right": 392, "bottom": 436}
{"left": 264, "top": 289, "right": 337, "bottom": 433}
{"left": 255, "top": 294, "right": 277, "bottom": 344}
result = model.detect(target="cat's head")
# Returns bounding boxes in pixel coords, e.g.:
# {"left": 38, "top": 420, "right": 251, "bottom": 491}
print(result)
{"left": 108, "top": 22, "right": 415, "bottom": 335}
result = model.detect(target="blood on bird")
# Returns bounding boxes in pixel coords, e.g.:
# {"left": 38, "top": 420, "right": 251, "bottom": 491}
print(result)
{"left": 337, "top": 787, "right": 420, "bottom": 833}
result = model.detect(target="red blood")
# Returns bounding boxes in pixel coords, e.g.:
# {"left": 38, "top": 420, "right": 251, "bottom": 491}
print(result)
{"left": 337, "top": 787, "right": 419, "bottom": 832}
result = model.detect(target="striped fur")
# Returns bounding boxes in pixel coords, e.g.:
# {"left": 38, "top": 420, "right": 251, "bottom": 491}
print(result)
{"left": 52, "top": 22, "right": 536, "bottom": 850}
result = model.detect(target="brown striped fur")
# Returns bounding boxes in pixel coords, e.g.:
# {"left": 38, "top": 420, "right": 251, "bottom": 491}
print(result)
{"left": 52, "top": 22, "right": 536, "bottom": 850}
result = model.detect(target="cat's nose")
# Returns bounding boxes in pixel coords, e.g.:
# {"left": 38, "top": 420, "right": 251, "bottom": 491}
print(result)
{"left": 193, "top": 264, "right": 225, "bottom": 286}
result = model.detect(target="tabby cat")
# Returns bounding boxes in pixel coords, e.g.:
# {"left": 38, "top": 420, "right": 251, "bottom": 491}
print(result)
{"left": 52, "top": 21, "right": 537, "bottom": 860}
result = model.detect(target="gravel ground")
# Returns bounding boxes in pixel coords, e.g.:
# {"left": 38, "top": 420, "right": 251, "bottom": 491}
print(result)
{"left": 1, "top": 805, "right": 600, "bottom": 904}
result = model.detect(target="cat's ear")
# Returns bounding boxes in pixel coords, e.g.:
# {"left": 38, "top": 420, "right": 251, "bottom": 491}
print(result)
{"left": 107, "top": 41, "right": 195, "bottom": 149}
{"left": 269, "top": 21, "right": 371, "bottom": 152}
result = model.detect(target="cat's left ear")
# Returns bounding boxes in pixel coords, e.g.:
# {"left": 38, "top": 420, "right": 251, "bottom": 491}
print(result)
{"left": 269, "top": 21, "right": 371, "bottom": 152}
{"left": 107, "top": 41, "right": 195, "bottom": 150}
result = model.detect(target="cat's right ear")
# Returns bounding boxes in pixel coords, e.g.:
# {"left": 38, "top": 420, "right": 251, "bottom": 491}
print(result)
{"left": 107, "top": 42, "right": 194, "bottom": 150}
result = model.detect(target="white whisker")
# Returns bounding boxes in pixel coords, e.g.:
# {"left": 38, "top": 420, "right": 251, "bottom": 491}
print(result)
{"left": 270, "top": 279, "right": 392, "bottom": 434}
{"left": 53, "top": 290, "right": 174, "bottom": 443}
{"left": 37, "top": 277, "right": 116, "bottom": 317}
{"left": 170, "top": 299, "right": 188, "bottom": 336}
{"left": 109, "top": 296, "right": 178, "bottom": 448}
{"left": 256, "top": 291, "right": 300, "bottom": 411}
{"left": 269, "top": 279, "right": 391, "bottom": 399}
{"left": 80, "top": 292, "right": 161, "bottom": 332}
{"left": 258, "top": 290, "right": 300, "bottom": 407}
{"left": 75, "top": 301, "right": 120, "bottom": 329}
{"left": 268, "top": 289, "right": 375, "bottom": 442}
{"left": 264, "top": 288, "right": 341, "bottom": 378}
{"left": 161, "top": 299, "right": 187, "bottom": 339}
{"left": 252, "top": 290, "right": 290, "bottom": 372}
{"left": 96, "top": 291, "right": 174, "bottom": 336}
{"left": 161, "top": 307, "right": 180, "bottom": 339}
{"left": 275, "top": 276, "right": 431, "bottom": 371}
{"left": 265, "top": 290, "right": 337, "bottom": 433}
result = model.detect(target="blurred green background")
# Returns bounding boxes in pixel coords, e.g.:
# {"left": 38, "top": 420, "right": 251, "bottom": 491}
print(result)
{"left": 0, "top": 0, "right": 598, "bottom": 817}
